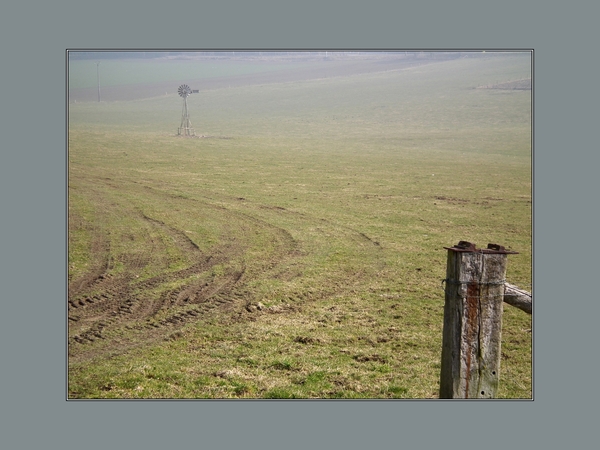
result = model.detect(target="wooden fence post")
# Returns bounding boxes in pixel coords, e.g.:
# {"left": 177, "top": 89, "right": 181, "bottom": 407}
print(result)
{"left": 439, "top": 241, "right": 518, "bottom": 399}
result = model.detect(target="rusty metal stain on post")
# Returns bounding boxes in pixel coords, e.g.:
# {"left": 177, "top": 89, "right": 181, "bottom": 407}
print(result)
{"left": 464, "top": 281, "right": 480, "bottom": 399}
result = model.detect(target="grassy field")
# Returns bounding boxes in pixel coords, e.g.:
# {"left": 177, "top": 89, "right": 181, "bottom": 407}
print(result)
{"left": 68, "top": 53, "right": 532, "bottom": 398}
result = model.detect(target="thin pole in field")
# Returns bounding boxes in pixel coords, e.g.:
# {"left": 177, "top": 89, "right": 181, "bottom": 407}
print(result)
{"left": 96, "top": 62, "right": 101, "bottom": 102}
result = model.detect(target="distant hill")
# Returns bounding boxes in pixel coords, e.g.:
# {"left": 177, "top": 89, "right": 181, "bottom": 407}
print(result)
{"left": 477, "top": 78, "right": 531, "bottom": 90}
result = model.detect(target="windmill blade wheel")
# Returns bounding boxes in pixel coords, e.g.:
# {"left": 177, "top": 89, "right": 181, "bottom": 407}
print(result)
{"left": 178, "top": 84, "right": 191, "bottom": 98}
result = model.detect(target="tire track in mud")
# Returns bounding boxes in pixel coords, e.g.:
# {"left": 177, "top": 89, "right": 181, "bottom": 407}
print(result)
{"left": 68, "top": 176, "right": 385, "bottom": 364}
{"left": 68, "top": 229, "right": 111, "bottom": 298}
{"left": 68, "top": 180, "right": 300, "bottom": 364}
{"left": 69, "top": 214, "right": 244, "bottom": 358}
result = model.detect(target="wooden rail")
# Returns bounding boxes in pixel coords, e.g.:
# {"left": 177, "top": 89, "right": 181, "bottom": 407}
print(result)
{"left": 504, "top": 283, "right": 532, "bottom": 314}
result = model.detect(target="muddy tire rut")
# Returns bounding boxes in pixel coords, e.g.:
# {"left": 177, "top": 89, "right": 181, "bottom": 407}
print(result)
{"left": 68, "top": 179, "right": 298, "bottom": 365}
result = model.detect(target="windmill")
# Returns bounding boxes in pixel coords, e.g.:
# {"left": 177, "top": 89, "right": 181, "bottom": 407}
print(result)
{"left": 177, "top": 84, "right": 199, "bottom": 136}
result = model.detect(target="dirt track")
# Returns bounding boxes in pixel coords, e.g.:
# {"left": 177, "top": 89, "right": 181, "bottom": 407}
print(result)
{"left": 67, "top": 169, "right": 387, "bottom": 366}
{"left": 68, "top": 177, "right": 301, "bottom": 365}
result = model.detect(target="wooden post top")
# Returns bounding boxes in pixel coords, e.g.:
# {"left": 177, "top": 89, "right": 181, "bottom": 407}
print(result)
{"left": 443, "top": 241, "right": 518, "bottom": 254}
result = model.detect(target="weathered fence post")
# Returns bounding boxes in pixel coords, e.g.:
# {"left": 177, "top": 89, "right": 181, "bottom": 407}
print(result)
{"left": 439, "top": 241, "right": 518, "bottom": 399}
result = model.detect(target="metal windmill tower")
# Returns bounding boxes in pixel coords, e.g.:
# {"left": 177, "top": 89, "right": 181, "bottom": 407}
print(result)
{"left": 177, "top": 84, "right": 199, "bottom": 136}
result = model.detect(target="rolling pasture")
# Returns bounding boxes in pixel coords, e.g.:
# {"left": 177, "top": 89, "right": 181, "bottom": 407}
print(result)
{"left": 68, "top": 53, "right": 532, "bottom": 398}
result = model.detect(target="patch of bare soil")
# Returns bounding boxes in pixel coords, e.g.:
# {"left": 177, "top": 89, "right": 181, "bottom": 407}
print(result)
{"left": 434, "top": 195, "right": 469, "bottom": 204}
{"left": 68, "top": 180, "right": 299, "bottom": 365}
{"left": 68, "top": 174, "right": 386, "bottom": 368}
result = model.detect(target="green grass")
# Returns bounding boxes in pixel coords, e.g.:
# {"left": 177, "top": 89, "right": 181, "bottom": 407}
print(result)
{"left": 68, "top": 53, "right": 531, "bottom": 399}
